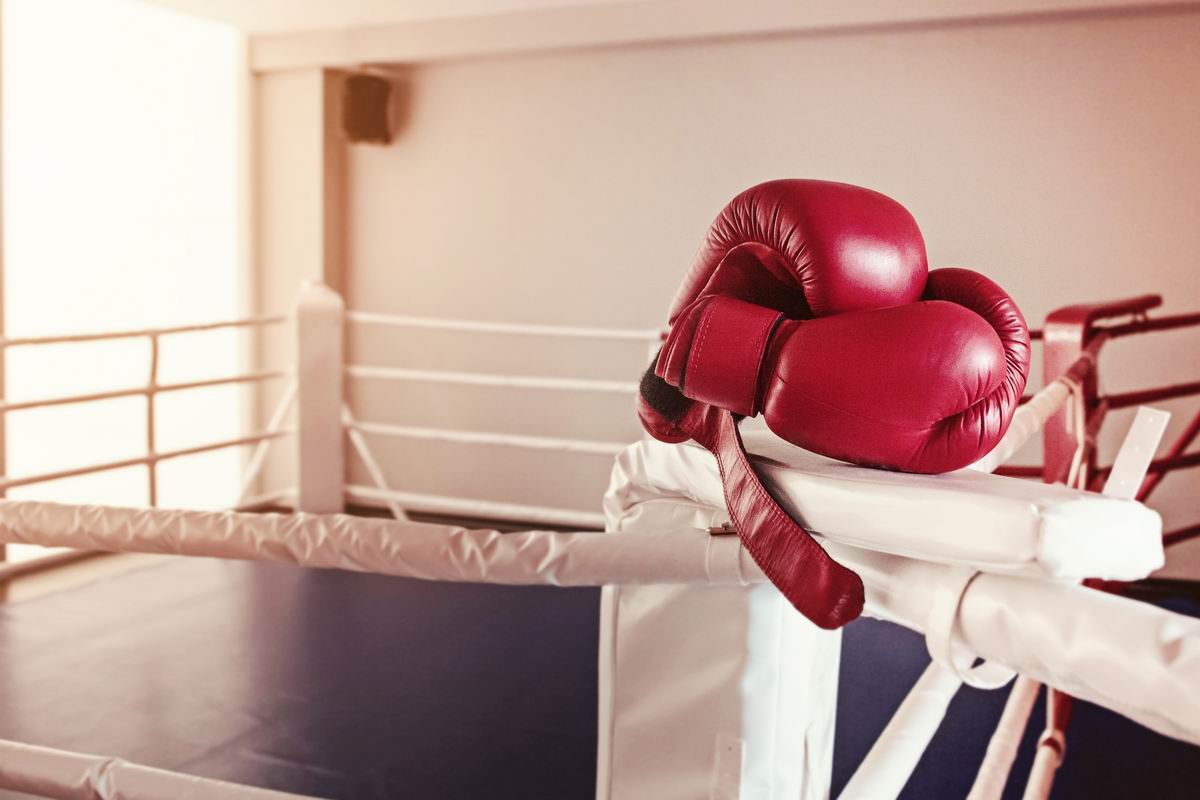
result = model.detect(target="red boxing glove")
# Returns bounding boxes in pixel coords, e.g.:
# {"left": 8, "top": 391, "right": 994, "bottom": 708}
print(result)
{"left": 638, "top": 179, "right": 1031, "bottom": 630}
{"left": 659, "top": 268, "right": 1028, "bottom": 473}
{"left": 639, "top": 179, "right": 929, "bottom": 444}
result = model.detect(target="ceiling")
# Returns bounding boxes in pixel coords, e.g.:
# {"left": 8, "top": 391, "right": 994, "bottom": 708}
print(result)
{"left": 137, "top": 0, "right": 637, "bottom": 34}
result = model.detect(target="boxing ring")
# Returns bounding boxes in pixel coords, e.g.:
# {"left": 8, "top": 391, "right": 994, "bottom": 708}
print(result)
{"left": 0, "top": 284, "right": 1196, "bottom": 798}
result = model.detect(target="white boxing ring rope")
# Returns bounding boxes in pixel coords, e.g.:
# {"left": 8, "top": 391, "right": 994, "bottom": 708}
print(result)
{"left": 344, "top": 309, "right": 662, "bottom": 342}
{"left": 0, "top": 501, "right": 758, "bottom": 588}
{"left": 0, "top": 739, "right": 317, "bottom": 800}
{"left": 331, "top": 293, "right": 663, "bottom": 529}
{"left": 345, "top": 363, "right": 641, "bottom": 394}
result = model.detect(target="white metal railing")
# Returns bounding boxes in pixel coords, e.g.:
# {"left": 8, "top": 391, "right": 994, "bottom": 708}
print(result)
{"left": 0, "top": 313, "right": 290, "bottom": 569}
{"left": 0, "top": 314, "right": 284, "bottom": 347}
{"left": 0, "top": 369, "right": 286, "bottom": 414}
{"left": 0, "top": 431, "right": 293, "bottom": 493}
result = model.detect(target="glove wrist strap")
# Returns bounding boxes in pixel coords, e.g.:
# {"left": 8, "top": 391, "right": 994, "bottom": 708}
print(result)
{"left": 682, "top": 404, "right": 864, "bottom": 629}
{"left": 676, "top": 296, "right": 784, "bottom": 417}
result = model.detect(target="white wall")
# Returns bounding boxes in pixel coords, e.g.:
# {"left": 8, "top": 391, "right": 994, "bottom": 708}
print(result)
{"left": 262, "top": 7, "right": 1200, "bottom": 572}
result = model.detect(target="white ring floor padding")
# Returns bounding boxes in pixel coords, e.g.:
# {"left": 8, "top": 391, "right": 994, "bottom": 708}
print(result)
{"left": 607, "top": 429, "right": 1163, "bottom": 582}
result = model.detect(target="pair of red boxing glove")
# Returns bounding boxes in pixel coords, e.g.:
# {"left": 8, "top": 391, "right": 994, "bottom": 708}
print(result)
{"left": 638, "top": 180, "right": 1031, "bottom": 629}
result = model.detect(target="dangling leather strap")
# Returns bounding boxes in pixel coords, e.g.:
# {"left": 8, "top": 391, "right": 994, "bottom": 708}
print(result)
{"left": 682, "top": 403, "right": 864, "bottom": 630}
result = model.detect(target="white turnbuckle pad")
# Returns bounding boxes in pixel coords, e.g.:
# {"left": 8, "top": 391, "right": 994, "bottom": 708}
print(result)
{"left": 606, "top": 428, "right": 1164, "bottom": 581}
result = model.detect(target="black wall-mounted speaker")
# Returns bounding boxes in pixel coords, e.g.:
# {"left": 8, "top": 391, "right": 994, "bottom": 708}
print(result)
{"left": 342, "top": 73, "right": 393, "bottom": 145}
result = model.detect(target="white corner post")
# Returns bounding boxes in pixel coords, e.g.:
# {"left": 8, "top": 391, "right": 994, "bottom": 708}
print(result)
{"left": 295, "top": 282, "right": 345, "bottom": 513}
{"left": 251, "top": 66, "right": 347, "bottom": 505}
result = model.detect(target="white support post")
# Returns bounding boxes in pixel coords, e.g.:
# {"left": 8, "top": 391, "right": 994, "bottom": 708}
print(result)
{"left": 295, "top": 282, "right": 344, "bottom": 513}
